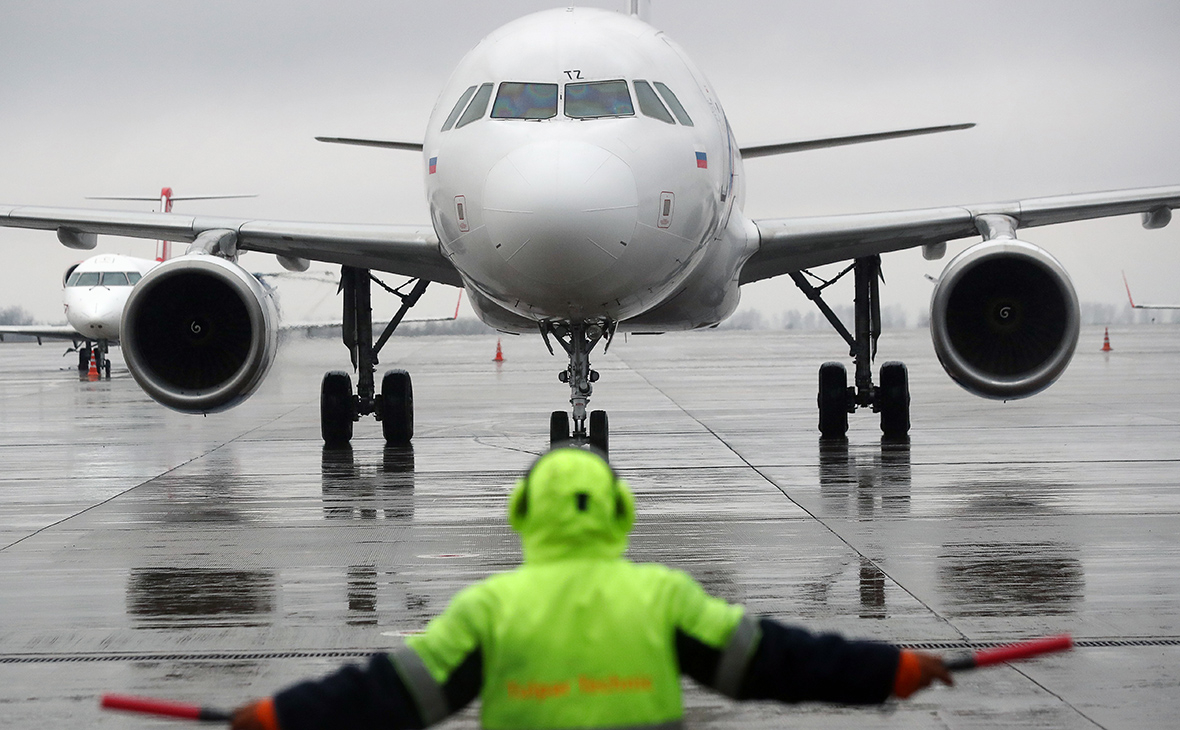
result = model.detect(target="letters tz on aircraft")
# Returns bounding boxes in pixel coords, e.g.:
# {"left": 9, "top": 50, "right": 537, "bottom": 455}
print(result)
{"left": 2, "top": 8, "right": 1179, "bottom": 453}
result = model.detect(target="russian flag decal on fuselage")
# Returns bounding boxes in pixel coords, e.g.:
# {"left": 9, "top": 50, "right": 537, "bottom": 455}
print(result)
{"left": 429, "top": 156, "right": 438, "bottom": 174}
{"left": 695, "top": 151, "right": 708, "bottom": 169}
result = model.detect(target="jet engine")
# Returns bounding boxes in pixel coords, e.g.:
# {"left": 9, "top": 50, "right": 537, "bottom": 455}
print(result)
{"left": 121, "top": 255, "right": 278, "bottom": 413}
{"left": 930, "top": 239, "right": 1079, "bottom": 400}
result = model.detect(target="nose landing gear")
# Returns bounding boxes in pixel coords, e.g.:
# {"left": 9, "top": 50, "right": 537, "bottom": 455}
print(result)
{"left": 75, "top": 340, "right": 112, "bottom": 379}
{"left": 542, "top": 319, "right": 613, "bottom": 455}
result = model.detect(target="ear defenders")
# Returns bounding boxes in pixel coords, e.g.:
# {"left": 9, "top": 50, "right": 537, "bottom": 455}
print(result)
{"left": 509, "top": 447, "right": 634, "bottom": 536}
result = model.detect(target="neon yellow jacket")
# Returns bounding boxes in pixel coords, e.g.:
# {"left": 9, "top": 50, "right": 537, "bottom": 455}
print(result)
{"left": 395, "top": 449, "right": 755, "bottom": 729}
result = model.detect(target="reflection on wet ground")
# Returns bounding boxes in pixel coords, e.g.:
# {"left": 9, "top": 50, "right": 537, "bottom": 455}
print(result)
{"left": 127, "top": 568, "right": 276, "bottom": 628}
{"left": 938, "top": 542, "right": 1084, "bottom": 617}
{"left": 819, "top": 438, "right": 912, "bottom": 518}
{"left": 321, "top": 445, "right": 415, "bottom": 520}
{"left": 2, "top": 327, "right": 1180, "bottom": 728}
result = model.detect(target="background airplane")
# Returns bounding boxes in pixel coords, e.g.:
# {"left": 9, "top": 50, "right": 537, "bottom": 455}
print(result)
{"left": 0, "top": 252, "right": 155, "bottom": 377}
{"left": 0, "top": 2, "right": 1175, "bottom": 450}
{"left": 1123, "top": 272, "right": 1180, "bottom": 310}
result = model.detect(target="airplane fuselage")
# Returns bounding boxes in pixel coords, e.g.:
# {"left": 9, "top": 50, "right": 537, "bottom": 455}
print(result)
{"left": 423, "top": 8, "right": 757, "bottom": 333}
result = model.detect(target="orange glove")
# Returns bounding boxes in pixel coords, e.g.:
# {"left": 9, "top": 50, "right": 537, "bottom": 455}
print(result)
{"left": 231, "top": 698, "right": 279, "bottom": 730}
{"left": 893, "top": 650, "right": 954, "bottom": 698}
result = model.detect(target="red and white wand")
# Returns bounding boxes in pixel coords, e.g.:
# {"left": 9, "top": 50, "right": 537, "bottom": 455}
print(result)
{"left": 943, "top": 634, "right": 1074, "bottom": 671}
{"left": 100, "top": 694, "right": 233, "bottom": 722}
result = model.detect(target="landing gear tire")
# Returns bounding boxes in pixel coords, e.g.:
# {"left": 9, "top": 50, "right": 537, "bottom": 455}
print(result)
{"left": 78, "top": 346, "right": 91, "bottom": 372}
{"left": 550, "top": 411, "right": 570, "bottom": 448}
{"left": 878, "top": 361, "right": 910, "bottom": 441}
{"left": 380, "top": 369, "right": 414, "bottom": 446}
{"left": 103, "top": 360, "right": 111, "bottom": 379}
{"left": 818, "top": 361, "right": 849, "bottom": 440}
{"left": 589, "top": 410, "right": 608, "bottom": 455}
{"left": 321, "top": 371, "right": 355, "bottom": 447}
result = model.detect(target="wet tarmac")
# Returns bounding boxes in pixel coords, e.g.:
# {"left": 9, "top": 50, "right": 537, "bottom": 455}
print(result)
{"left": 1, "top": 325, "right": 1178, "bottom": 729}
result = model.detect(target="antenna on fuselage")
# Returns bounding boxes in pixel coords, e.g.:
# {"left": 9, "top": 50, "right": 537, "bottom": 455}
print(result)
{"left": 627, "top": 0, "right": 651, "bottom": 23}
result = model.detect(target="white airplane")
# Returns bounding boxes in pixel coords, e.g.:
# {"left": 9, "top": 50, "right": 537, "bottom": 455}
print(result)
{"left": 0, "top": 253, "right": 157, "bottom": 377}
{"left": 2, "top": 5, "right": 1179, "bottom": 451}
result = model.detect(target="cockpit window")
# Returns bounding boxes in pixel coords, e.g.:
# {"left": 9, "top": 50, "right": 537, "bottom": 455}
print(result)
{"left": 66, "top": 271, "right": 82, "bottom": 286}
{"left": 455, "top": 83, "right": 494, "bottom": 128}
{"left": 492, "top": 82, "right": 559, "bottom": 120}
{"left": 73, "top": 272, "right": 100, "bottom": 287}
{"left": 564, "top": 80, "right": 634, "bottom": 119}
{"left": 100, "top": 272, "right": 129, "bottom": 286}
{"left": 127, "top": 271, "right": 142, "bottom": 284}
{"left": 634, "top": 80, "right": 674, "bottom": 124}
{"left": 441, "top": 85, "right": 478, "bottom": 132}
{"left": 654, "top": 82, "right": 694, "bottom": 126}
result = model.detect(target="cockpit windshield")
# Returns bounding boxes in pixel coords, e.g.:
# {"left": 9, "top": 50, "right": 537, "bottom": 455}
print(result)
{"left": 443, "top": 79, "right": 683, "bottom": 125}
{"left": 633, "top": 81, "right": 673, "bottom": 124}
{"left": 441, "top": 85, "right": 478, "bottom": 131}
{"left": 653, "top": 82, "right": 693, "bottom": 126}
{"left": 564, "top": 80, "right": 634, "bottom": 119}
{"left": 67, "top": 271, "right": 140, "bottom": 287}
{"left": 455, "top": 83, "right": 494, "bottom": 128}
{"left": 492, "top": 82, "right": 558, "bottom": 119}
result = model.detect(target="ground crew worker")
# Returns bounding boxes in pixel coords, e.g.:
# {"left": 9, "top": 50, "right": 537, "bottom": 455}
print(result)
{"left": 232, "top": 447, "right": 951, "bottom": 730}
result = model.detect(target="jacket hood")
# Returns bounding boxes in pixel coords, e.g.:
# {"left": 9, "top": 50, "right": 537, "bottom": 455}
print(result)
{"left": 509, "top": 448, "right": 635, "bottom": 563}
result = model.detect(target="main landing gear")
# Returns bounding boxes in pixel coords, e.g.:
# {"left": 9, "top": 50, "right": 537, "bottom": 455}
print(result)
{"left": 792, "top": 255, "right": 910, "bottom": 442}
{"left": 542, "top": 319, "right": 614, "bottom": 456}
{"left": 320, "top": 267, "right": 429, "bottom": 447}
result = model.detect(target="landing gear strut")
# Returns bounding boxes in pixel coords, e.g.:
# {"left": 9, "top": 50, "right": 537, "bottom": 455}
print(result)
{"left": 320, "top": 267, "right": 429, "bottom": 447}
{"left": 542, "top": 319, "right": 613, "bottom": 455}
{"left": 792, "top": 255, "right": 910, "bottom": 441}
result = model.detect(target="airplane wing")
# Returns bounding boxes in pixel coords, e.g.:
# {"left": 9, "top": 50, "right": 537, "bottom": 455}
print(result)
{"left": 742, "top": 185, "right": 1180, "bottom": 283}
{"left": 0, "top": 206, "right": 461, "bottom": 287}
{"left": 0, "top": 324, "right": 81, "bottom": 344}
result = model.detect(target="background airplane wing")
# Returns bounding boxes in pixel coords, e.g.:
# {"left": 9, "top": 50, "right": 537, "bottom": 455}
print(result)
{"left": 0, "top": 205, "right": 460, "bottom": 286}
{"left": 281, "top": 289, "right": 464, "bottom": 333}
{"left": 742, "top": 184, "right": 1180, "bottom": 283}
{"left": 1123, "top": 271, "right": 1180, "bottom": 309}
{"left": 0, "top": 324, "right": 81, "bottom": 343}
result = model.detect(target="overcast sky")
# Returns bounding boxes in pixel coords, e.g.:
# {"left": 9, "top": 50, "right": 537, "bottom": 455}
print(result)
{"left": 2, "top": 0, "right": 1178, "bottom": 324}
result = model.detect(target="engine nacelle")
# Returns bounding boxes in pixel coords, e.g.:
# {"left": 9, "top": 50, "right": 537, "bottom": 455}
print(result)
{"left": 121, "top": 254, "right": 278, "bottom": 413}
{"left": 930, "top": 239, "right": 1079, "bottom": 400}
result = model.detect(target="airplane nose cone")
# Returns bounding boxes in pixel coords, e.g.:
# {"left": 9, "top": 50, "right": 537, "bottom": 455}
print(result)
{"left": 483, "top": 141, "right": 637, "bottom": 286}
{"left": 73, "top": 298, "right": 122, "bottom": 337}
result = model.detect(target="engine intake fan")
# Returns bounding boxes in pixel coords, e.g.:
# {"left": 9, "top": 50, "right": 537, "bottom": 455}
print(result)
{"left": 121, "top": 255, "right": 278, "bottom": 413}
{"left": 930, "top": 240, "right": 1079, "bottom": 399}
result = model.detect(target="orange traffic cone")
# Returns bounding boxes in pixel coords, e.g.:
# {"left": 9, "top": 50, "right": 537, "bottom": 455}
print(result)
{"left": 493, "top": 339, "right": 505, "bottom": 363}
{"left": 1101, "top": 327, "right": 1112, "bottom": 352}
{"left": 87, "top": 351, "right": 100, "bottom": 381}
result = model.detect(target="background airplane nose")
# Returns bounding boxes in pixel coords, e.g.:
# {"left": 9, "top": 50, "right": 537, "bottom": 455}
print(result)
{"left": 483, "top": 140, "right": 638, "bottom": 285}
